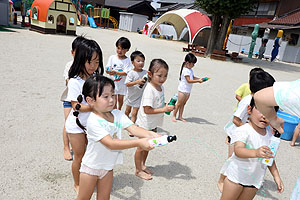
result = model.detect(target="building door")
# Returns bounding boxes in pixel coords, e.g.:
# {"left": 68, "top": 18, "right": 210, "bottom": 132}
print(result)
{"left": 56, "top": 14, "right": 67, "bottom": 34}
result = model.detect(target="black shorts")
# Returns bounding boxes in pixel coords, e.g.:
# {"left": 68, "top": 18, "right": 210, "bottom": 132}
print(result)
{"left": 239, "top": 183, "right": 256, "bottom": 188}
{"left": 227, "top": 136, "right": 231, "bottom": 144}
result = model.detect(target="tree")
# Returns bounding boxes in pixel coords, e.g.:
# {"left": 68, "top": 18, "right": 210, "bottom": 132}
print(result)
{"left": 195, "top": 0, "right": 258, "bottom": 56}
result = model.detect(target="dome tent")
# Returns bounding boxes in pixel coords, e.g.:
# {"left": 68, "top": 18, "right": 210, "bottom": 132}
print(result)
{"left": 149, "top": 9, "right": 211, "bottom": 44}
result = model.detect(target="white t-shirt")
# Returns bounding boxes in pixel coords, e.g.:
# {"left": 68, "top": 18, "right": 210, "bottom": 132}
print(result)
{"left": 125, "top": 69, "right": 147, "bottom": 108}
{"left": 178, "top": 67, "right": 194, "bottom": 93}
{"left": 136, "top": 83, "right": 165, "bottom": 130}
{"left": 224, "top": 94, "right": 252, "bottom": 138}
{"left": 220, "top": 123, "right": 272, "bottom": 189}
{"left": 61, "top": 60, "right": 73, "bottom": 102}
{"left": 63, "top": 60, "right": 73, "bottom": 81}
{"left": 106, "top": 55, "right": 132, "bottom": 95}
{"left": 65, "top": 76, "right": 90, "bottom": 133}
{"left": 274, "top": 79, "right": 300, "bottom": 118}
{"left": 82, "top": 110, "right": 134, "bottom": 170}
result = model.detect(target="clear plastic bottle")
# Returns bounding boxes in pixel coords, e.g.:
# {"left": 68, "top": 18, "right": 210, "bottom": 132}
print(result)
{"left": 139, "top": 74, "right": 148, "bottom": 88}
{"left": 148, "top": 135, "right": 177, "bottom": 147}
{"left": 262, "top": 131, "right": 281, "bottom": 166}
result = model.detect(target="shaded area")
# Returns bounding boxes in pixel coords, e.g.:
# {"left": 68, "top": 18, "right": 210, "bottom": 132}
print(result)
{"left": 185, "top": 117, "right": 216, "bottom": 125}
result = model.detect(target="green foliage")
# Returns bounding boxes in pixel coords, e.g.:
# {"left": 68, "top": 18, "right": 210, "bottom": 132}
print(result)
{"left": 196, "top": 0, "right": 258, "bottom": 19}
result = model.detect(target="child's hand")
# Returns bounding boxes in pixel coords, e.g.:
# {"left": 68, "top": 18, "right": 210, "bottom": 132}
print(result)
{"left": 148, "top": 131, "right": 161, "bottom": 138}
{"left": 270, "top": 116, "right": 285, "bottom": 134}
{"left": 164, "top": 104, "right": 175, "bottom": 112}
{"left": 137, "top": 79, "right": 146, "bottom": 85}
{"left": 198, "top": 79, "right": 204, "bottom": 83}
{"left": 274, "top": 176, "right": 284, "bottom": 193}
{"left": 255, "top": 146, "right": 273, "bottom": 158}
{"left": 139, "top": 138, "right": 154, "bottom": 151}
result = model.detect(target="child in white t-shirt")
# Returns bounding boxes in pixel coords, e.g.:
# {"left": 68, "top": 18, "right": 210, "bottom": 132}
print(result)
{"left": 218, "top": 70, "right": 276, "bottom": 192}
{"left": 65, "top": 39, "right": 104, "bottom": 194}
{"left": 125, "top": 51, "right": 147, "bottom": 123}
{"left": 106, "top": 37, "right": 132, "bottom": 110}
{"left": 60, "top": 36, "right": 86, "bottom": 161}
{"left": 135, "top": 59, "right": 174, "bottom": 180}
{"left": 172, "top": 53, "right": 205, "bottom": 122}
{"left": 254, "top": 79, "right": 300, "bottom": 134}
{"left": 220, "top": 98, "right": 283, "bottom": 200}
{"left": 75, "top": 75, "right": 159, "bottom": 200}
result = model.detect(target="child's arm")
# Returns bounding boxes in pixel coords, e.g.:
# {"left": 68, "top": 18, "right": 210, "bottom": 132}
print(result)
{"left": 100, "top": 135, "right": 154, "bottom": 151}
{"left": 144, "top": 105, "right": 174, "bottom": 114}
{"left": 126, "top": 79, "right": 146, "bottom": 87}
{"left": 235, "top": 95, "right": 242, "bottom": 102}
{"left": 254, "top": 87, "right": 284, "bottom": 133}
{"left": 126, "top": 124, "right": 160, "bottom": 138}
{"left": 71, "top": 101, "right": 92, "bottom": 112}
{"left": 232, "top": 116, "right": 243, "bottom": 127}
{"left": 234, "top": 141, "right": 273, "bottom": 159}
{"left": 111, "top": 70, "right": 127, "bottom": 76}
{"left": 185, "top": 75, "right": 203, "bottom": 83}
{"left": 268, "top": 161, "right": 284, "bottom": 193}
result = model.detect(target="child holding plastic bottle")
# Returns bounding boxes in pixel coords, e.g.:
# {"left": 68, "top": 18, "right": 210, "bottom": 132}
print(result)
{"left": 61, "top": 36, "right": 86, "bottom": 161}
{"left": 134, "top": 59, "right": 174, "bottom": 180}
{"left": 172, "top": 53, "right": 205, "bottom": 122}
{"left": 220, "top": 98, "right": 284, "bottom": 200}
{"left": 106, "top": 37, "right": 132, "bottom": 110}
{"left": 254, "top": 79, "right": 300, "bottom": 133}
{"left": 65, "top": 39, "right": 104, "bottom": 194}
{"left": 125, "top": 51, "right": 147, "bottom": 123}
{"left": 75, "top": 75, "right": 159, "bottom": 200}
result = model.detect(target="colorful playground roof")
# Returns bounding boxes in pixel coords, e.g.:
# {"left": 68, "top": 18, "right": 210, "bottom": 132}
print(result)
{"left": 149, "top": 9, "right": 211, "bottom": 43}
{"left": 30, "top": 0, "right": 54, "bottom": 22}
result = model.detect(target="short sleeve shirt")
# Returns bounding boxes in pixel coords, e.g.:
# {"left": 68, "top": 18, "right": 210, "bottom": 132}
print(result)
{"left": 125, "top": 70, "right": 147, "bottom": 107}
{"left": 106, "top": 55, "right": 131, "bottom": 84}
{"left": 221, "top": 123, "right": 272, "bottom": 189}
{"left": 82, "top": 110, "right": 134, "bottom": 170}
{"left": 178, "top": 67, "right": 194, "bottom": 93}
{"left": 136, "top": 83, "right": 165, "bottom": 130}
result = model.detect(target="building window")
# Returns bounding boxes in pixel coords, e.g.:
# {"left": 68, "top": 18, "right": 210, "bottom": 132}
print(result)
{"left": 32, "top": 7, "right": 38, "bottom": 20}
{"left": 288, "top": 34, "right": 299, "bottom": 46}
{"left": 69, "top": 17, "right": 75, "bottom": 26}
{"left": 48, "top": 15, "right": 54, "bottom": 24}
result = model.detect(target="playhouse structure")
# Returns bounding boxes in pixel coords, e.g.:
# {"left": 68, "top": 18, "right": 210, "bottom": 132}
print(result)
{"left": 30, "top": 0, "right": 77, "bottom": 35}
{"left": 149, "top": 9, "right": 211, "bottom": 44}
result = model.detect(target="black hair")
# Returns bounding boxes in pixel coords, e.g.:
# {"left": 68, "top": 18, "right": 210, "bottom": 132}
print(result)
{"left": 75, "top": 75, "right": 115, "bottom": 130}
{"left": 116, "top": 37, "right": 131, "bottom": 50}
{"left": 249, "top": 71, "right": 275, "bottom": 94}
{"left": 72, "top": 35, "right": 86, "bottom": 51}
{"left": 69, "top": 39, "right": 104, "bottom": 79}
{"left": 130, "top": 50, "right": 145, "bottom": 61}
{"left": 148, "top": 59, "right": 169, "bottom": 81}
{"left": 179, "top": 53, "right": 197, "bottom": 80}
{"left": 249, "top": 67, "right": 264, "bottom": 79}
{"left": 250, "top": 97, "right": 279, "bottom": 112}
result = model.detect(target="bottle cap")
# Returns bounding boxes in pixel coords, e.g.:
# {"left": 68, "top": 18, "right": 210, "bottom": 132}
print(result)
{"left": 274, "top": 130, "right": 281, "bottom": 138}
{"left": 167, "top": 135, "right": 177, "bottom": 143}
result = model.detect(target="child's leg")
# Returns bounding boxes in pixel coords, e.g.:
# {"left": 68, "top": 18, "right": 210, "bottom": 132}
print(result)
{"left": 131, "top": 107, "right": 139, "bottom": 123}
{"left": 63, "top": 107, "right": 72, "bottom": 160}
{"left": 142, "top": 150, "right": 153, "bottom": 175}
{"left": 125, "top": 105, "right": 132, "bottom": 117}
{"left": 96, "top": 170, "right": 113, "bottom": 200}
{"left": 117, "top": 94, "right": 124, "bottom": 110}
{"left": 134, "top": 147, "right": 152, "bottom": 180}
{"left": 76, "top": 173, "right": 98, "bottom": 200}
{"left": 220, "top": 177, "right": 243, "bottom": 200}
{"left": 172, "top": 92, "right": 185, "bottom": 122}
{"left": 217, "top": 174, "right": 226, "bottom": 193}
{"left": 178, "top": 93, "right": 190, "bottom": 122}
{"left": 254, "top": 87, "right": 284, "bottom": 133}
{"left": 291, "top": 123, "right": 300, "bottom": 146}
{"left": 237, "top": 187, "right": 258, "bottom": 200}
{"left": 68, "top": 133, "right": 87, "bottom": 194}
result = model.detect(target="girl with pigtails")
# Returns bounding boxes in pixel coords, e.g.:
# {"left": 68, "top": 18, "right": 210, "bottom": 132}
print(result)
{"left": 65, "top": 38, "right": 104, "bottom": 194}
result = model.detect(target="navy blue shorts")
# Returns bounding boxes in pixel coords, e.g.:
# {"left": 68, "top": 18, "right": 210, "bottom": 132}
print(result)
{"left": 63, "top": 101, "right": 72, "bottom": 108}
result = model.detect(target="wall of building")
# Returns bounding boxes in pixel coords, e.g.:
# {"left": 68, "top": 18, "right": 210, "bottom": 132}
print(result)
{"left": 0, "top": 0, "right": 9, "bottom": 26}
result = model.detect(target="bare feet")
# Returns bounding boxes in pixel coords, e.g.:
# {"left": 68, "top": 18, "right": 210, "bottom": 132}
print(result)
{"left": 74, "top": 184, "right": 80, "bottom": 195}
{"left": 142, "top": 167, "right": 153, "bottom": 175}
{"left": 64, "top": 148, "right": 73, "bottom": 161}
{"left": 136, "top": 171, "right": 152, "bottom": 180}
{"left": 172, "top": 116, "right": 177, "bottom": 122}
{"left": 178, "top": 118, "right": 187, "bottom": 122}
{"left": 217, "top": 181, "right": 224, "bottom": 193}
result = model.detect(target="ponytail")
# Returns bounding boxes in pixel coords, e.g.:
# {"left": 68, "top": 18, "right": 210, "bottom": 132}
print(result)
{"left": 73, "top": 95, "right": 86, "bottom": 132}
{"left": 179, "top": 62, "right": 185, "bottom": 81}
